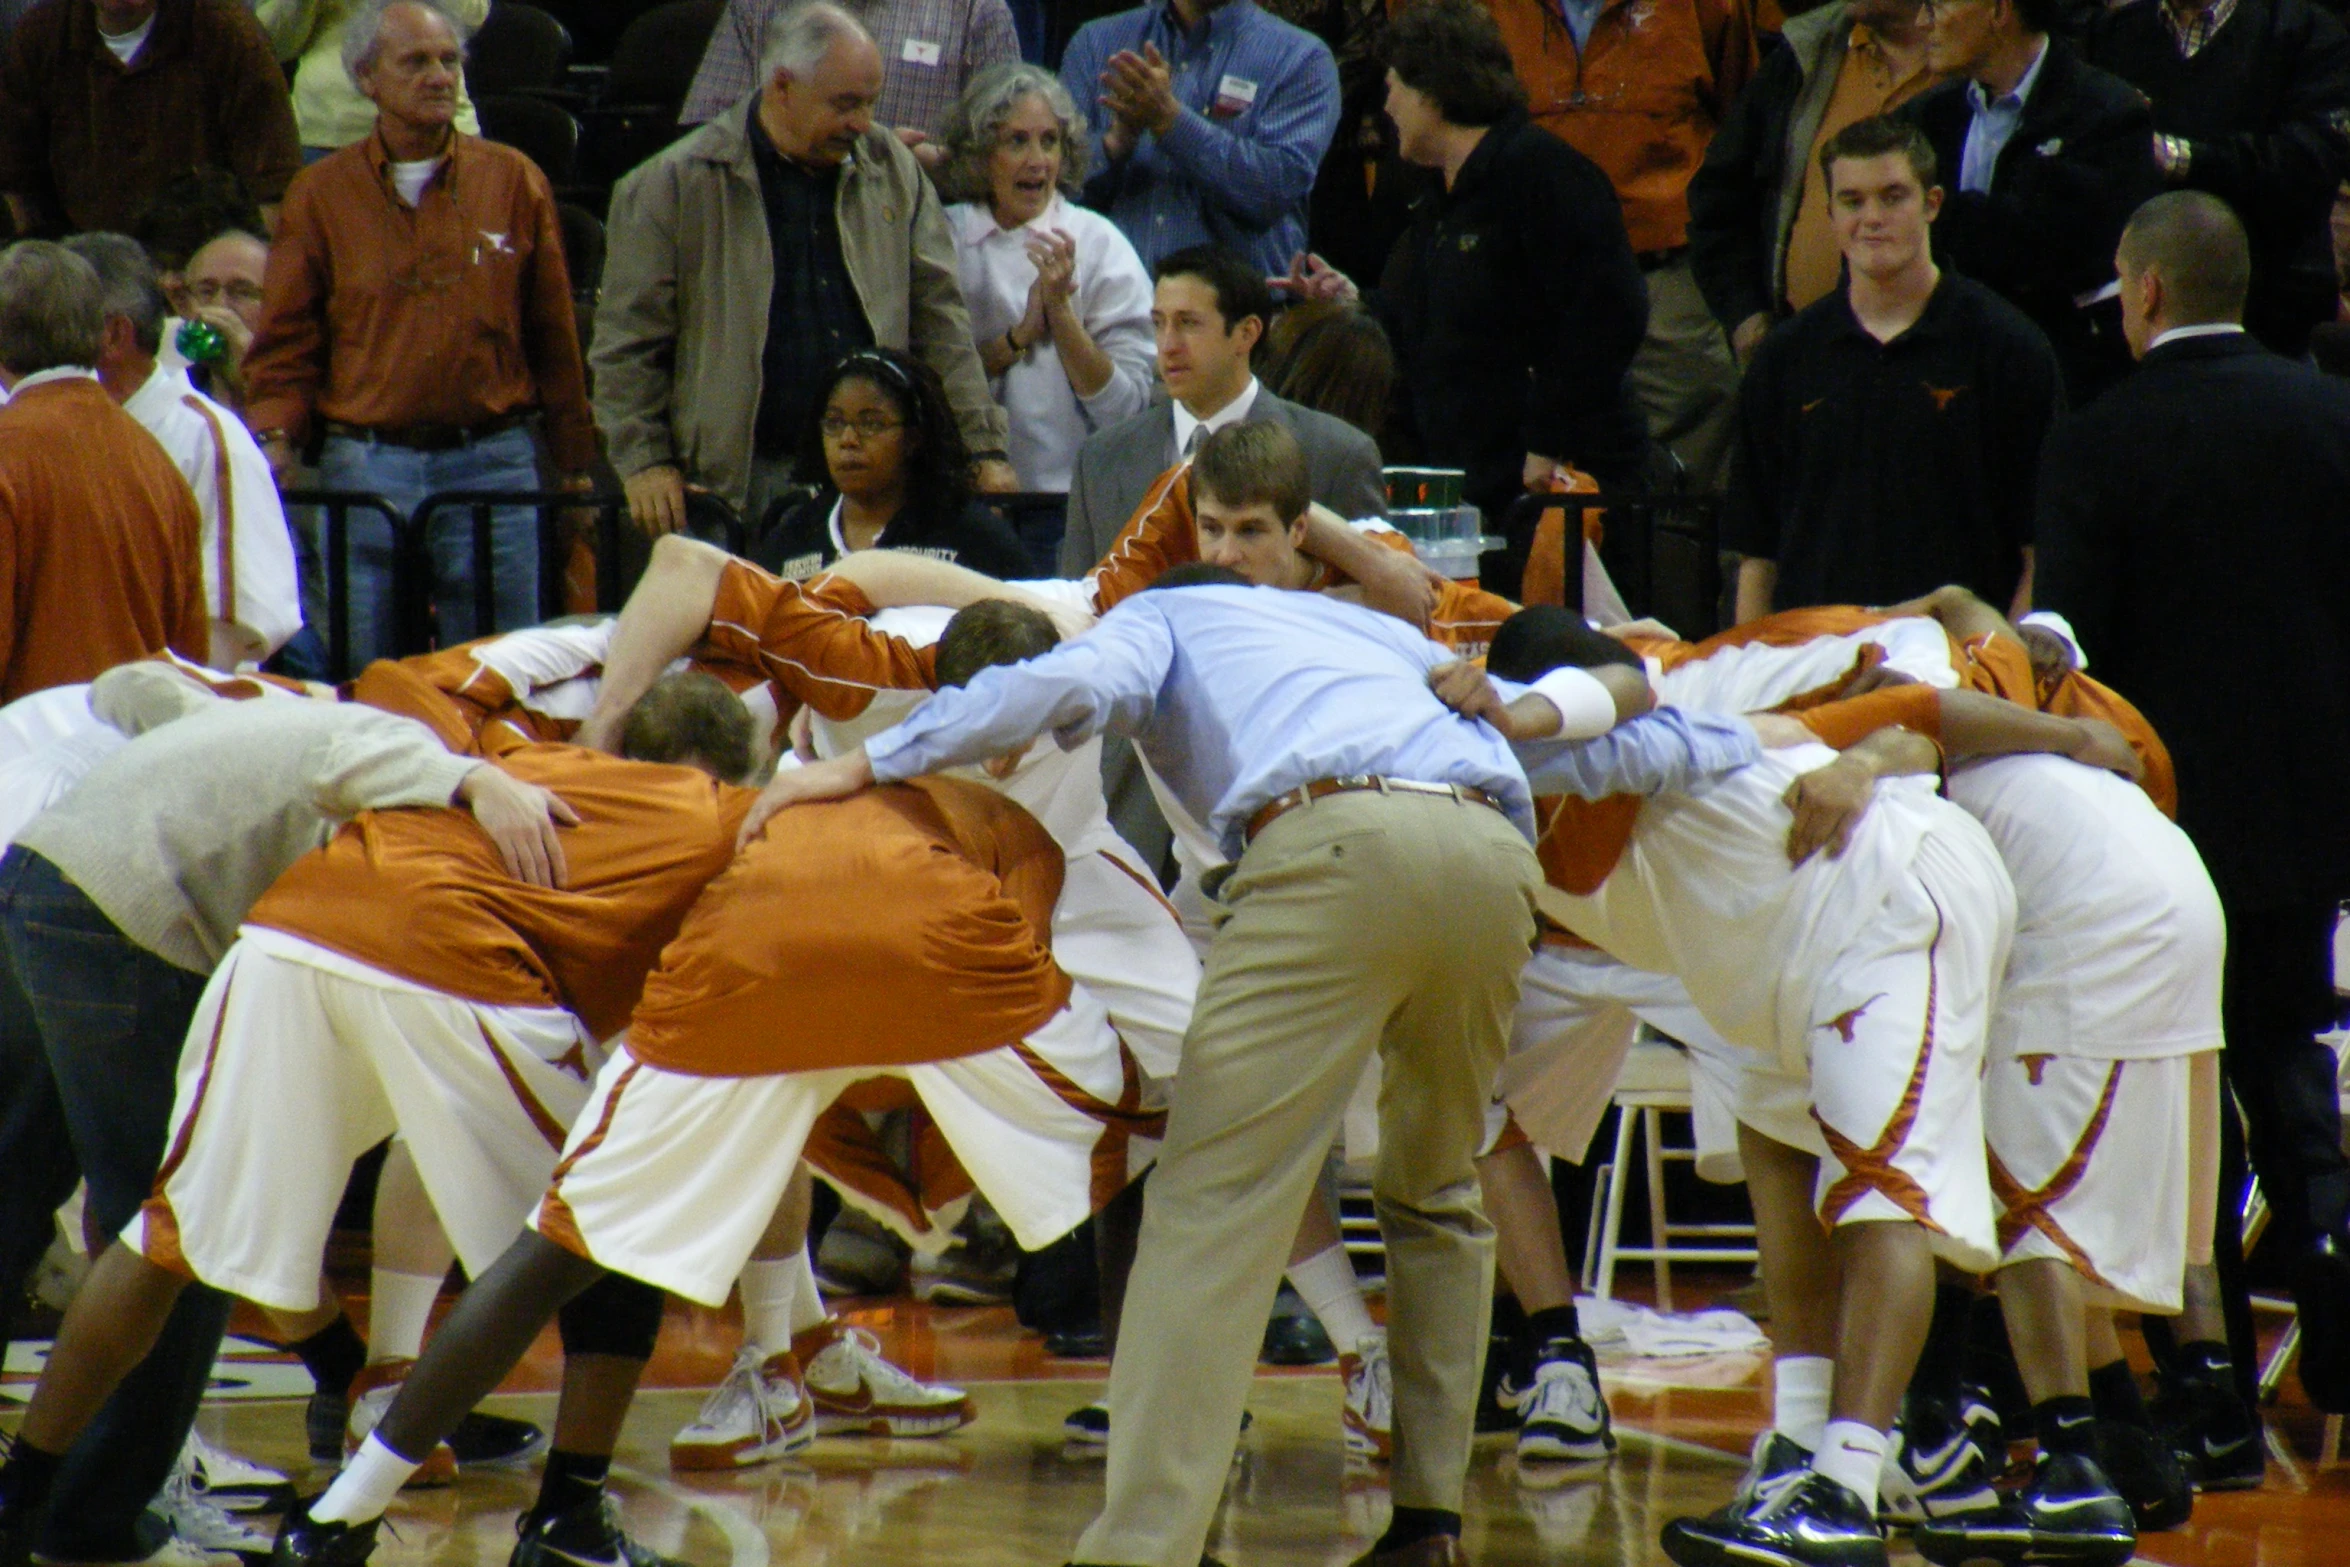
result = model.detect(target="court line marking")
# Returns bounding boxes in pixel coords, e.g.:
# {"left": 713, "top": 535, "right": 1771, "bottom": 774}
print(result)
{"left": 613, "top": 1465, "right": 770, "bottom": 1567}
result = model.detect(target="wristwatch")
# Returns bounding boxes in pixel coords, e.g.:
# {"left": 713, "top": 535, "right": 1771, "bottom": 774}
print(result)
{"left": 2156, "top": 133, "right": 2193, "bottom": 179}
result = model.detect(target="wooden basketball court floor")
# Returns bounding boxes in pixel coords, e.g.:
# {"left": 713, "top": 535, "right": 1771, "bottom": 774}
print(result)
{"left": 99, "top": 1271, "right": 2348, "bottom": 1567}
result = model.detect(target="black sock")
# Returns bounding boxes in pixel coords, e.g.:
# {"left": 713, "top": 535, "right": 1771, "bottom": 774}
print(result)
{"left": 2033, "top": 1395, "right": 2098, "bottom": 1459}
{"left": 0, "top": 1437, "right": 63, "bottom": 1513}
{"left": 2087, "top": 1359, "right": 2148, "bottom": 1429}
{"left": 530, "top": 1449, "right": 611, "bottom": 1523}
{"left": 1525, "top": 1303, "right": 1583, "bottom": 1349}
{"left": 1911, "top": 1282, "right": 1975, "bottom": 1413}
{"left": 1377, "top": 1506, "right": 1462, "bottom": 1551}
{"left": 288, "top": 1315, "right": 367, "bottom": 1399}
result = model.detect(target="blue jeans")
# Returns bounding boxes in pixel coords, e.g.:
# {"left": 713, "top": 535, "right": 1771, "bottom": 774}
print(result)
{"left": 316, "top": 425, "right": 542, "bottom": 666}
{"left": 0, "top": 846, "right": 232, "bottom": 1561}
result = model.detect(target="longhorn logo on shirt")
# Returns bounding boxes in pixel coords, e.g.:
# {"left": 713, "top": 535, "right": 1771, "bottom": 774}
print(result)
{"left": 479, "top": 230, "right": 515, "bottom": 255}
{"left": 2017, "top": 1053, "right": 2056, "bottom": 1086}
{"left": 1923, "top": 383, "right": 1967, "bottom": 412}
{"left": 1820, "top": 993, "right": 1888, "bottom": 1043}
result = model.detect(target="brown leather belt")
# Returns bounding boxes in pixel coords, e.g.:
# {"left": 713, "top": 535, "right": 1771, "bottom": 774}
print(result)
{"left": 1244, "top": 775, "right": 1506, "bottom": 844}
{"left": 325, "top": 410, "right": 529, "bottom": 451}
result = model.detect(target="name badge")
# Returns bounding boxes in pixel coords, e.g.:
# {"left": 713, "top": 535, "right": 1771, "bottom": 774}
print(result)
{"left": 901, "top": 37, "right": 942, "bottom": 66}
{"left": 1211, "top": 73, "right": 1258, "bottom": 118}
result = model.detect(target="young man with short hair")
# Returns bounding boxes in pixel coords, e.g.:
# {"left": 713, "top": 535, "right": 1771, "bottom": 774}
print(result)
{"left": 1727, "top": 115, "right": 2061, "bottom": 625}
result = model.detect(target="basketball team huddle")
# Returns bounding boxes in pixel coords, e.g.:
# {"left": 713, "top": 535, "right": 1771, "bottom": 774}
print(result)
{"left": 0, "top": 416, "right": 2237, "bottom": 1567}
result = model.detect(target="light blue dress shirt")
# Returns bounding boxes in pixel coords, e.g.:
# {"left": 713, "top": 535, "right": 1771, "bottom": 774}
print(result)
{"left": 862, "top": 585, "right": 1761, "bottom": 858}
{"left": 1958, "top": 40, "right": 2050, "bottom": 195}
{"left": 1059, "top": 0, "right": 1341, "bottom": 279}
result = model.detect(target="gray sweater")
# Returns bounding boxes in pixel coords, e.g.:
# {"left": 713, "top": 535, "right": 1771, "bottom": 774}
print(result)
{"left": 14, "top": 664, "right": 480, "bottom": 975}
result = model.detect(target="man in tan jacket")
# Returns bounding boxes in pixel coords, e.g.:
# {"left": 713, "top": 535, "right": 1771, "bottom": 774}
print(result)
{"left": 592, "top": 1, "right": 1014, "bottom": 537}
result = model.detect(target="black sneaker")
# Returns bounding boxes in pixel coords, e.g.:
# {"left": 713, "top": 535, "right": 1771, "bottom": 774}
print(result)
{"left": 1878, "top": 1410, "right": 2001, "bottom": 1527}
{"left": 304, "top": 1391, "right": 350, "bottom": 1467}
{"left": 1913, "top": 1451, "right": 2136, "bottom": 1567}
{"left": 1511, "top": 1337, "right": 1615, "bottom": 1462}
{"left": 2151, "top": 1366, "right": 2264, "bottom": 1492}
{"left": 1062, "top": 1401, "right": 1110, "bottom": 1445}
{"left": 1259, "top": 1293, "right": 1336, "bottom": 1367}
{"left": 270, "top": 1500, "right": 380, "bottom": 1567}
{"left": 1661, "top": 1471, "right": 1887, "bottom": 1567}
{"left": 1660, "top": 1429, "right": 1810, "bottom": 1544}
{"left": 511, "top": 1498, "right": 689, "bottom": 1567}
{"left": 1959, "top": 1382, "right": 2008, "bottom": 1473}
{"left": 2089, "top": 1418, "right": 2192, "bottom": 1531}
{"left": 448, "top": 1411, "right": 548, "bottom": 1470}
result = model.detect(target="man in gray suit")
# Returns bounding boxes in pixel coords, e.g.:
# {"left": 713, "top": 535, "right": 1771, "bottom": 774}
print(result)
{"left": 1057, "top": 244, "right": 1389, "bottom": 576}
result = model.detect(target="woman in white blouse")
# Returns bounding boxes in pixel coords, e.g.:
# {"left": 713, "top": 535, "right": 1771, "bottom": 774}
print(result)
{"left": 937, "top": 64, "right": 1157, "bottom": 493}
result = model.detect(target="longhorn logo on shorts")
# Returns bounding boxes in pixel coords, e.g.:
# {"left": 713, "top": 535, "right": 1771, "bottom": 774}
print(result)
{"left": 1820, "top": 993, "right": 1888, "bottom": 1043}
{"left": 2017, "top": 1053, "right": 2056, "bottom": 1086}
{"left": 1923, "top": 383, "right": 1967, "bottom": 412}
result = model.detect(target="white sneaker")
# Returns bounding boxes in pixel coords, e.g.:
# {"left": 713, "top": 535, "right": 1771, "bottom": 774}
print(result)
{"left": 1515, "top": 1341, "right": 1615, "bottom": 1462}
{"left": 175, "top": 1430, "right": 290, "bottom": 1513}
{"left": 1341, "top": 1334, "right": 1393, "bottom": 1461}
{"left": 155, "top": 1464, "right": 274, "bottom": 1555}
{"left": 794, "top": 1318, "right": 973, "bottom": 1437}
{"left": 670, "top": 1344, "right": 817, "bottom": 1469}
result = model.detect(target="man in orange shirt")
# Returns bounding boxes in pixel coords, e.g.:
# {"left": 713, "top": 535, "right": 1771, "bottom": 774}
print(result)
{"left": 0, "top": 241, "right": 206, "bottom": 703}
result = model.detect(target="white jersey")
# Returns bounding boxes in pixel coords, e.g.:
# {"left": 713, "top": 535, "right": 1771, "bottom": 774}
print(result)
{"left": 1655, "top": 617, "right": 1959, "bottom": 714}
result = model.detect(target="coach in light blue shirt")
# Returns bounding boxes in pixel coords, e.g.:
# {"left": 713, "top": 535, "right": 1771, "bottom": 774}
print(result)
{"left": 1057, "top": 0, "right": 1339, "bottom": 279}
{"left": 750, "top": 567, "right": 1758, "bottom": 1567}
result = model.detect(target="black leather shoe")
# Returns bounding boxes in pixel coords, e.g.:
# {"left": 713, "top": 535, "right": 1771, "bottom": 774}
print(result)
{"left": 1661, "top": 1471, "right": 1887, "bottom": 1567}
{"left": 2090, "top": 1418, "right": 2192, "bottom": 1530}
{"left": 1913, "top": 1451, "right": 2136, "bottom": 1566}
{"left": 271, "top": 1500, "right": 381, "bottom": 1566}
{"left": 1045, "top": 1322, "right": 1109, "bottom": 1359}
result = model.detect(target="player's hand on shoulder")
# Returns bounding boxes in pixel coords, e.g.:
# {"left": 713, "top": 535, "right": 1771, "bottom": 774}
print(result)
{"left": 737, "top": 750, "right": 875, "bottom": 849}
{"left": 2065, "top": 718, "right": 2143, "bottom": 782}
{"left": 1782, "top": 755, "right": 1875, "bottom": 866}
{"left": 1429, "top": 660, "right": 1512, "bottom": 730}
{"left": 458, "top": 763, "right": 580, "bottom": 888}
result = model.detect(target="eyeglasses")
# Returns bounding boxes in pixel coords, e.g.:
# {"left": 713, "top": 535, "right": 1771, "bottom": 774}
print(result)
{"left": 188, "top": 280, "right": 264, "bottom": 306}
{"left": 820, "top": 413, "right": 906, "bottom": 440}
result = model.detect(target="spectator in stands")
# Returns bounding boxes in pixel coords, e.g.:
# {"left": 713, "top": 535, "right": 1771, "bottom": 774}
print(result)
{"left": 1484, "top": 0, "right": 1757, "bottom": 492}
{"left": 0, "top": 0, "right": 303, "bottom": 235}
{"left": 1908, "top": 0, "right": 2160, "bottom": 402}
{"left": 256, "top": 0, "right": 487, "bottom": 156}
{"left": 1274, "top": 0, "right": 1649, "bottom": 517}
{"left": 1687, "top": 0, "right": 1948, "bottom": 361}
{"left": 597, "top": 2, "right": 1014, "bottom": 541}
{"left": 1260, "top": 296, "right": 1393, "bottom": 446}
{"left": 127, "top": 167, "right": 269, "bottom": 401}
{"left": 1726, "top": 116, "right": 2059, "bottom": 622}
{"left": 937, "top": 62, "right": 1156, "bottom": 492}
{"left": 2034, "top": 190, "right": 2350, "bottom": 1418}
{"left": 66, "top": 233, "right": 300, "bottom": 671}
{"left": 681, "top": 0, "right": 1019, "bottom": 144}
{"left": 0, "top": 241, "right": 205, "bottom": 702}
{"left": 755, "top": 348, "right": 1032, "bottom": 579}
{"left": 129, "top": 165, "right": 262, "bottom": 317}
{"left": 1058, "top": 0, "right": 1341, "bottom": 278}
{"left": 174, "top": 226, "right": 269, "bottom": 407}
{"left": 2082, "top": 0, "right": 2350, "bottom": 360}
{"left": 242, "top": 0, "right": 595, "bottom": 665}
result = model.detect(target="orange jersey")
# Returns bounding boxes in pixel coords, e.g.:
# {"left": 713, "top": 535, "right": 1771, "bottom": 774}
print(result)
{"left": 701, "top": 561, "right": 936, "bottom": 721}
{"left": 1085, "top": 462, "right": 1518, "bottom": 654}
{"left": 372, "top": 633, "right": 775, "bottom": 754}
{"left": 247, "top": 745, "right": 753, "bottom": 1038}
{"left": 626, "top": 777, "right": 1072, "bottom": 1079}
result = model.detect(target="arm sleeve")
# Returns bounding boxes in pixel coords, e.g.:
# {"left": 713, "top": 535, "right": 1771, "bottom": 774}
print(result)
{"left": 310, "top": 707, "right": 485, "bottom": 818}
{"left": 907, "top": 166, "right": 1014, "bottom": 455}
{"left": 700, "top": 559, "right": 940, "bottom": 718}
{"left": 1058, "top": 443, "right": 1111, "bottom": 576}
{"left": 2169, "top": 3, "right": 2350, "bottom": 225}
{"left": 240, "top": 181, "right": 333, "bottom": 444}
{"left": 519, "top": 167, "right": 599, "bottom": 472}
{"left": 1520, "top": 148, "right": 1651, "bottom": 464}
{"left": 2028, "top": 416, "right": 2121, "bottom": 662}
{"left": 1928, "top": 83, "right": 2158, "bottom": 303}
{"left": 1719, "top": 330, "right": 1786, "bottom": 558}
{"left": 1327, "top": 423, "right": 1389, "bottom": 518}
{"left": 866, "top": 598, "right": 1174, "bottom": 777}
{"left": 1991, "top": 321, "right": 2065, "bottom": 552}
{"left": 1686, "top": 42, "right": 1794, "bottom": 332}
{"left": 1151, "top": 39, "right": 1340, "bottom": 228}
{"left": 679, "top": 0, "right": 761, "bottom": 125}
{"left": 1073, "top": 227, "right": 1159, "bottom": 427}
{"left": 1794, "top": 684, "right": 1945, "bottom": 749}
{"left": 1514, "top": 706, "right": 1762, "bottom": 797}
{"left": 1063, "top": 26, "right": 1131, "bottom": 209}
{"left": 198, "top": 400, "right": 303, "bottom": 653}
{"left": 1083, "top": 463, "right": 1197, "bottom": 611}
{"left": 965, "top": 0, "right": 1021, "bottom": 78}
{"left": 590, "top": 162, "right": 684, "bottom": 479}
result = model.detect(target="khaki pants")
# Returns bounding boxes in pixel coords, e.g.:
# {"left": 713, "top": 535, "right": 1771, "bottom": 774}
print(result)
{"left": 1631, "top": 259, "right": 1741, "bottom": 494}
{"left": 1074, "top": 790, "right": 1541, "bottom": 1567}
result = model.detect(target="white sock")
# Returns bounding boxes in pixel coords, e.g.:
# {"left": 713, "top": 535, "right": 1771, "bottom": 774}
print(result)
{"left": 1772, "top": 1355, "right": 1834, "bottom": 1453}
{"left": 784, "top": 1245, "right": 828, "bottom": 1335}
{"left": 366, "top": 1269, "right": 442, "bottom": 1365}
{"left": 739, "top": 1258, "right": 798, "bottom": 1352}
{"left": 1813, "top": 1420, "right": 1889, "bottom": 1514}
{"left": 309, "top": 1433, "right": 418, "bottom": 1524}
{"left": 1286, "top": 1244, "right": 1377, "bottom": 1355}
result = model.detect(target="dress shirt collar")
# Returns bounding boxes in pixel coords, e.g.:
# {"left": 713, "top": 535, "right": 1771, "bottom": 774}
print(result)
{"left": 1966, "top": 35, "right": 2050, "bottom": 118}
{"left": 1172, "top": 376, "right": 1262, "bottom": 460}
{"left": 2161, "top": 0, "right": 2239, "bottom": 57}
{"left": 123, "top": 361, "right": 193, "bottom": 422}
{"left": 3, "top": 366, "right": 99, "bottom": 401}
{"left": 2148, "top": 322, "right": 2246, "bottom": 351}
{"left": 966, "top": 191, "right": 1068, "bottom": 245}
{"left": 364, "top": 125, "right": 462, "bottom": 200}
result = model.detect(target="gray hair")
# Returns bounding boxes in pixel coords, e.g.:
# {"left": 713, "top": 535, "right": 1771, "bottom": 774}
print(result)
{"left": 63, "top": 233, "right": 169, "bottom": 358}
{"left": 343, "top": 0, "right": 473, "bottom": 81}
{"left": 0, "top": 241, "right": 104, "bottom": 375}
{"left": 934, "top": 63, "right": 1088, "bottom": 205}
{"left": 759, "top": 2, "right": 876, "bottom": 80}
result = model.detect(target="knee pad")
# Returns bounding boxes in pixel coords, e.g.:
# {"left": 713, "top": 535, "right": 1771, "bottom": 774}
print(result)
{"left": 556, "top": 1270, "right": 665, "bottom": 1361}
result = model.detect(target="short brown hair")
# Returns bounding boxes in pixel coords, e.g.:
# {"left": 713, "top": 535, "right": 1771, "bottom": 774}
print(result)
{"left": 936, "top": 599, "right": 1061, "bottom": 689}
{"left": 1191, "top": 420, "right": 1310, "bottom": 527}
{"left": 1819, "top": 115, "right": 1938, "bottom": 194}
{"left": 0, "top": 241, "right": 104, "bottom": 374}
{"left": 620, "top": 671, "right": 757, "bottom": 782}
{"left": 1383, "top": 0, "right": 1527, "bottom": 127}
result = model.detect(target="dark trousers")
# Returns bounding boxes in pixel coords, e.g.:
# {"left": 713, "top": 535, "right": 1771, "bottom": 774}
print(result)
{"left": 0, "top": 845, "right": 230, "bottom": 1561}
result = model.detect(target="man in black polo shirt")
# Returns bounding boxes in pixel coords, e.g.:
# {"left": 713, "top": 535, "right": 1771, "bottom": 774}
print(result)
{"left": 1727, "top": 114, "right": 2061, "bottom": 624}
